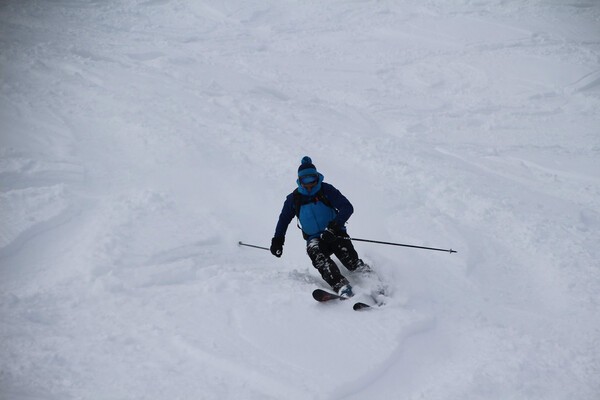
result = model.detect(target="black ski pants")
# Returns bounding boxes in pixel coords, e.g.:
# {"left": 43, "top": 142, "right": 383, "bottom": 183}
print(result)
{"left": 306, "top": 235, "right": 364, "bottom": 292}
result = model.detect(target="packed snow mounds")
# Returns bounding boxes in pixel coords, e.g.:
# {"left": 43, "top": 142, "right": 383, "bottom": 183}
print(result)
{"left": 1, "top": 1, "right": 599, "bottom": 399}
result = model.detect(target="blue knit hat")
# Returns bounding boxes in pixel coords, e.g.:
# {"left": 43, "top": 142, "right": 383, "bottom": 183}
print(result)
{"left": 298, "top": 156, "right": 318, "bottom": 178}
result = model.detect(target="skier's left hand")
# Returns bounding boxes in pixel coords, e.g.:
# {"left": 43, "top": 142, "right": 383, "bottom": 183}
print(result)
{"left": 321, "top": 222, "right": 340, "bottom": 244}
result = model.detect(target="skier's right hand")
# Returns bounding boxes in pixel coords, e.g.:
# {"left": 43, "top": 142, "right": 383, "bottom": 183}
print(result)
{"left": 270, "top": 237, "right": 284, "bottom": 258}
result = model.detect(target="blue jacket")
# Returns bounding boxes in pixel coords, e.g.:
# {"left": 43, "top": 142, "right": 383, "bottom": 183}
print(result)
{"left": 274, "top": 176, "right": 354, "bottom": 241}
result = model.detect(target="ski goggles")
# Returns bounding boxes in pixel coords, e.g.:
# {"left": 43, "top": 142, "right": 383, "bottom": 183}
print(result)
{"left": 299, "top": 174, "right": 318, "bottom": 185}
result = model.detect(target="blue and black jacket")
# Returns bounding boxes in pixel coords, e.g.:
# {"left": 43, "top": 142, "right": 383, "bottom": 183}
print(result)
{"left": 274, "top": 174, "right": 354, "bottom": 241}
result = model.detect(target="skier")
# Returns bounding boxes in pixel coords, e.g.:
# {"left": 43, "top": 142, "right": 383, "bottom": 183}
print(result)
{"left": 270, "top": 156, "right": 370, "bottom": 298}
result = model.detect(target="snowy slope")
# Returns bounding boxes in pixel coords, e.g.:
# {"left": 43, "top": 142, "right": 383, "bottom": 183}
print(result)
{"left": 1, "top": 1, "right": 599, "bottom": 399}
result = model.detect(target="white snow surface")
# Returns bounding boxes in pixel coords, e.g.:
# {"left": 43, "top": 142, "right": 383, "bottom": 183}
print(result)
{"left": 1, "top": 1, "right": 599, "bottom": 399}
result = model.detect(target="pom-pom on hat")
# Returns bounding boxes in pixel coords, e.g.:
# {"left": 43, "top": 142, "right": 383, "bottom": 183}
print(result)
{"left": 298, "top": 156, "right": 318, "bottom": 177}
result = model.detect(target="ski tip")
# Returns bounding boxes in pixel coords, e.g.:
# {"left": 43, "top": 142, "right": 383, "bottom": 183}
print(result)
{"left": 313, "top": 288, "right": 347, "bottom": 302}
{"left": 312, "top": 289, "right": 323, "bottom": 301}
{"left": 353, "top": 302, "right": 372, "bottom": 311}
{"left": 313, "top": 289, "right": 334, "bottom": 302}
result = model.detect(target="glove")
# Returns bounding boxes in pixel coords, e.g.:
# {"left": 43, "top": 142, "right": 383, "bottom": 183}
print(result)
{"left": 270, "top": 237, "right": 284, "bottom": 257}
{"left": 320, "top": 221, "right": 341, "bottom": 244}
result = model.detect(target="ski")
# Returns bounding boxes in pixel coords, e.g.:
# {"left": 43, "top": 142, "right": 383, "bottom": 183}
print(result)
{"left": 352, "top": 302, "right": 372, "bottom": 310}
{"left": 313, "top": 289, "right": 379, "bottom": 311}
{"left": 312, "top": 288, "right": 346, "bottom": 302}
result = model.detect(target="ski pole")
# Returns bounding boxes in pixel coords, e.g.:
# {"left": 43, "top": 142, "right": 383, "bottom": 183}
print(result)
{"left": 238, "top": 241, "right": 270, "bottom": 251}
{"left": 348, "top": 237, "right": 457, "bottom": 254}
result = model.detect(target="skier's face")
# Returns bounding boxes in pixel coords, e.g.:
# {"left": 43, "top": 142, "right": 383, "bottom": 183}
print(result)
{"left": 302, "top": 180, "right": 318, "bottom": 190}
{"left": 300, "top": 174, "right": 318, "bottom": 190}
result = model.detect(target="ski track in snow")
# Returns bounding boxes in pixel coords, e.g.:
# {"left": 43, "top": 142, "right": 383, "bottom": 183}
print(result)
{"left": 1, "top": 1, "right": 600, "bottom": 399}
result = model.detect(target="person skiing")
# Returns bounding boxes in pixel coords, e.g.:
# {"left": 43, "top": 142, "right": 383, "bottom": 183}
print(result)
{"left": 270, "top": 156, "right": 370, "bottom": 298}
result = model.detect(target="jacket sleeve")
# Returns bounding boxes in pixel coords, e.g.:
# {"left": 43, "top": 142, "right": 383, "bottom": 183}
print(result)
{"left": 274, "top": 192, "right": 296, "bottom": 238}
{"left": 322, "top": 183, "right": 354, "bottom": 227}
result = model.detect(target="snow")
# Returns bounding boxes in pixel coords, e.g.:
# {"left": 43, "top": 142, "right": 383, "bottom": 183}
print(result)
{"left": 1, "top": 0, "right": 599, "bottom": 399}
